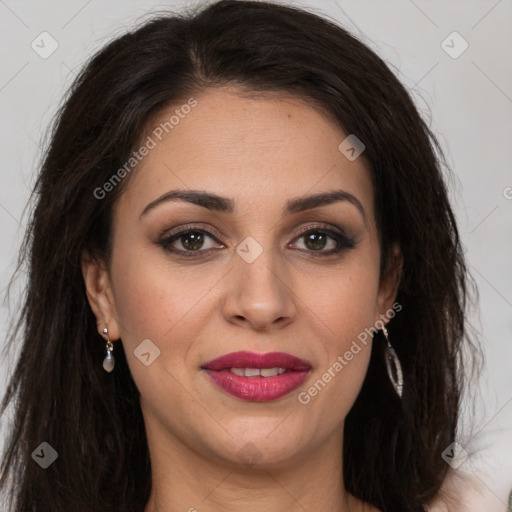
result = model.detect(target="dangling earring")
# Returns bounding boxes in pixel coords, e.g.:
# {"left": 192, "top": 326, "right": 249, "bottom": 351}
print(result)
{"left": 102, "top": 326, "right": 115, "bottom": 373}
{"left": 382, "top": 325, "right": 403, "bottom": 398}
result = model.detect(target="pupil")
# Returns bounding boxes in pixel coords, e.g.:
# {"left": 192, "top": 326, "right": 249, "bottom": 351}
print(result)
{"left": 306, "top": 232, "right": 326, "bottom": 250}
{"left": 182, "top": 231, "right": 204, "bottom": 250}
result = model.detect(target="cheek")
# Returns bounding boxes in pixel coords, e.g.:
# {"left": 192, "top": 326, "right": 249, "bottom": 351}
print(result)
{"left": 302, "top": 257, "right": 381, "bottom": 346}
{"left": 110, "top": 242, "right": 215, "bottom": 340}
{"left": 297, "top": 257, "right": 380, "bottom": 410}
{"left": 108, "top": 244, "right": 223, "bottom": 389}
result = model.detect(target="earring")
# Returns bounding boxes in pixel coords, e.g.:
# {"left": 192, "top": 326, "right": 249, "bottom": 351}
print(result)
{"left": 382, "top": 325, "right": 403, "bottom": 398}
{"left": 102, "top": 326, "right": 115, "bottom": 373}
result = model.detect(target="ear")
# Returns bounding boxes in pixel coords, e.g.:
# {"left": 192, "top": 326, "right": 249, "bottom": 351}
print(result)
{"left": 375, "top": 242, "right": 403, "bottom": 323}
{"left": 81, "top": 251, "right": 121, "bottom": 340}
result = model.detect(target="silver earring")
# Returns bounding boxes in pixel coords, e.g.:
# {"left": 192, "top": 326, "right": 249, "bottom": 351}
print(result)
{"left": 382, "top": 325, "right": 403, "bottom": 398}
{"left": 102, "top": 327, "right": 115, "bottom": 373}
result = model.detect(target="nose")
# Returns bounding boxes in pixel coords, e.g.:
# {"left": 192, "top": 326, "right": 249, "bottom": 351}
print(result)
{"left": 221, "top": 240, "right": 297, "bottom": 332}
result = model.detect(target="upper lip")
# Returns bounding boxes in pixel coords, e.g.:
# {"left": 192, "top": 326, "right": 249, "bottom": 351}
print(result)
{"left": 201, "top": 351, "right": 312, "bottom": 371}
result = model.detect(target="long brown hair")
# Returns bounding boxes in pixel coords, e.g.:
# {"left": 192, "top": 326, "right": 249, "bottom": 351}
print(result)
{"left": 1, "top": 1, "right": 480, "bottom": 511}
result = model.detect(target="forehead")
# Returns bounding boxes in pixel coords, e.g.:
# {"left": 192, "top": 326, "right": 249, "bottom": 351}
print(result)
{"left": 116, "top": 87, "right": 375, "bottom": 223}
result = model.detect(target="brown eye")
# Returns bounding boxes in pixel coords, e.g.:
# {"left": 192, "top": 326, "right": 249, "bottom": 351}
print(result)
{"left": 302, "top": 231, "right": 330, "bottom": 251}
{"left": 158, "top": 228, "right": 224, "bottom": 257}
{"left": 178, "top": 230, "right": 206, "bottom": 251}
{"left": 290, "top": 227, "right": 356, "bottom": 256}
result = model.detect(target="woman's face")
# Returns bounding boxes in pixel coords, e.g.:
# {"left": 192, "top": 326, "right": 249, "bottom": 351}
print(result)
{"left": 84, "top": 87, "right": 399, "bottom": 469}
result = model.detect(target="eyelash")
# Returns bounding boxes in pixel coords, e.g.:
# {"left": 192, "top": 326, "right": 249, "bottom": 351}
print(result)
{"left": 157, "top": 223, "right": 357, "bottom": 259}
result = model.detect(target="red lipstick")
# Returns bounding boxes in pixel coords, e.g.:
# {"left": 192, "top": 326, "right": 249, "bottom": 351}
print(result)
{"left": 201, "top": 351, "right": 312, "bottom": 402}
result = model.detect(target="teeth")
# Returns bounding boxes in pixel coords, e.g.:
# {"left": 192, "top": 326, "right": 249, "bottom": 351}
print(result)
{"left": 230, "top": 367, "right": 287, "bottom": 377}
{"left": 261, "top": 367, "right": 287, "bottom": 377}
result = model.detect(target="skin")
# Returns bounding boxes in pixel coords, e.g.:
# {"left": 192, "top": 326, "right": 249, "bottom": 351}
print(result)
{"left": 82, "top": 87, "right": 401, "bottom": 512}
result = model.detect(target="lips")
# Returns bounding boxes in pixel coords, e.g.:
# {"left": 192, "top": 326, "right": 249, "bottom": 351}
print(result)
{"left": 201, "top": 351, "right": 312, "bottom": 402}
{"left": 202, "top": 351, "right": 312, "bottom": 372}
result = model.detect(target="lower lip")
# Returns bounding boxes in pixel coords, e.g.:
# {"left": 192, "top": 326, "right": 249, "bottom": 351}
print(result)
{"left": 203, "top": 369, "right": 311, "bottom": 402}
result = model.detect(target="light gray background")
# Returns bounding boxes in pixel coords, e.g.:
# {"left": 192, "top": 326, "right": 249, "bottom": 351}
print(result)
{"left": 0, "top": 0, "right": 511, "bottom": 510}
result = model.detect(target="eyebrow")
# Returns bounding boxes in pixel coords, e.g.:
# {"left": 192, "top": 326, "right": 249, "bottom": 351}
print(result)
{"left": 139, "top": 188, "right": 367, "bottom": 223}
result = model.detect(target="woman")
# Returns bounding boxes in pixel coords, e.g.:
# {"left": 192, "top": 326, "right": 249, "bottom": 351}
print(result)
{"left": 0, "top": 1, "right": 480, "bottom": 511}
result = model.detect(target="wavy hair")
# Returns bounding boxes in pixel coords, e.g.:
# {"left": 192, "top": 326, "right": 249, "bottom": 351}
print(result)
{"left": 0, "top": 1, "right": 480, "bottom": 511}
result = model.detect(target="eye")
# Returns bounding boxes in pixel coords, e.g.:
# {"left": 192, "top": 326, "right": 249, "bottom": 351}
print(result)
{"left": 158, "top": 227, "right": 224, "bottom": 258}
{"left": 289, "top": 226, "right": 356, "bottom": 256}
{"left": 157, "top": 223, "right": 356, "bottom": 259}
